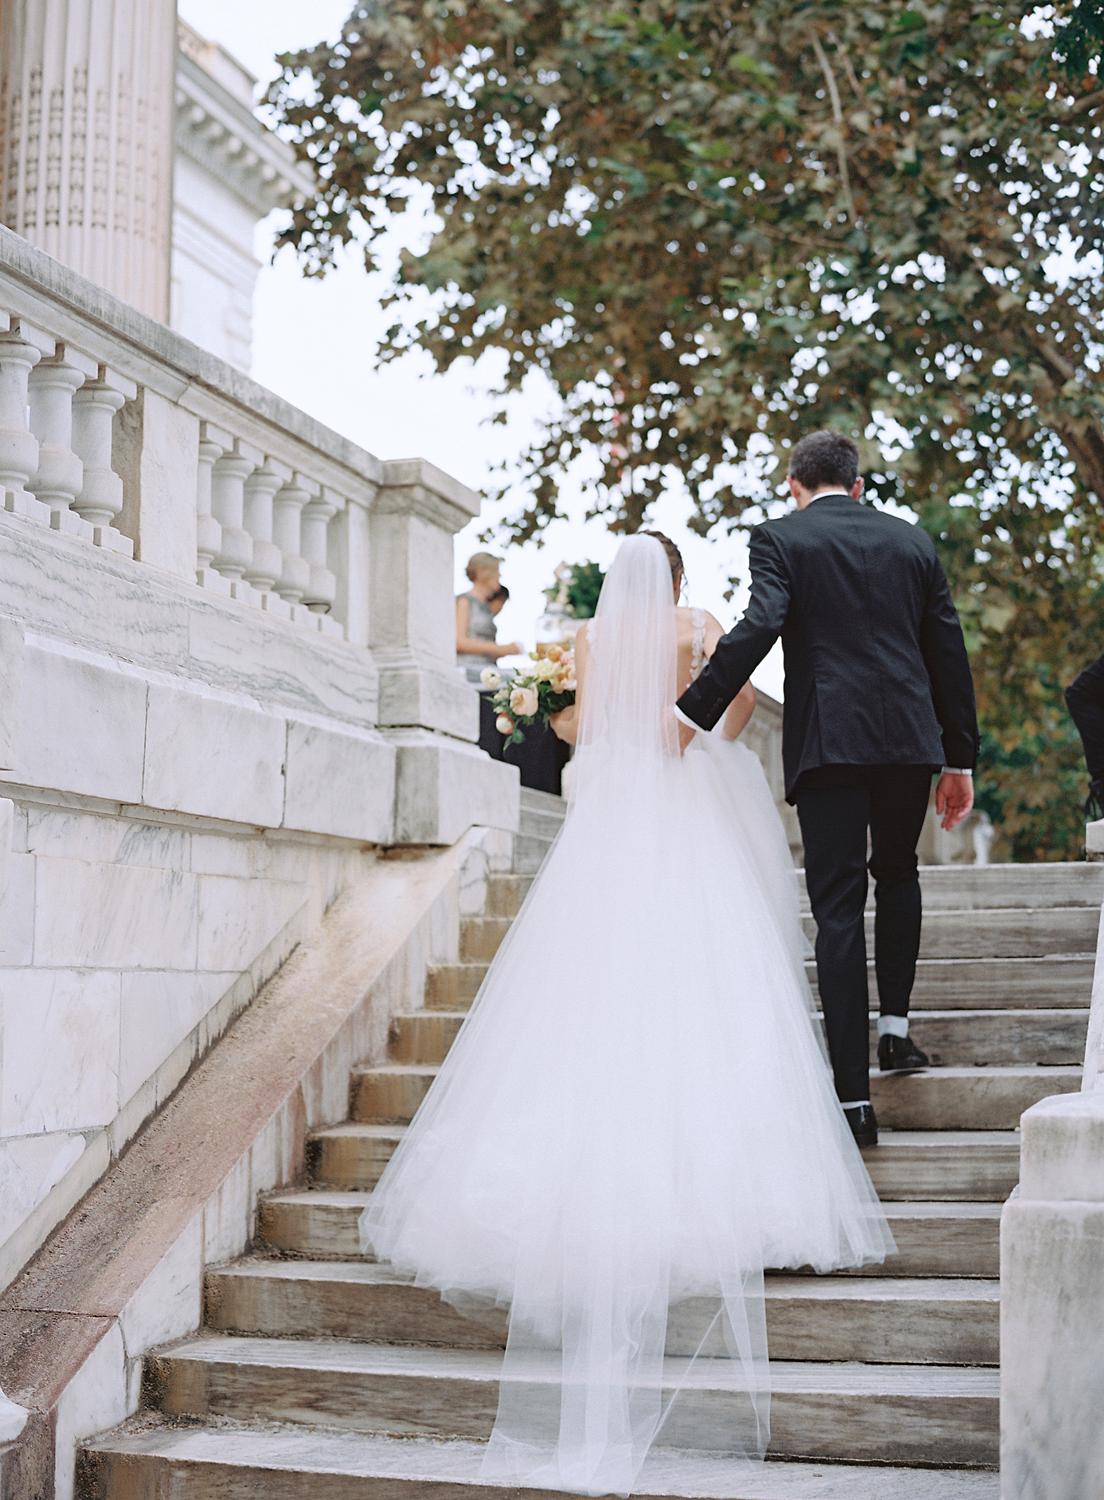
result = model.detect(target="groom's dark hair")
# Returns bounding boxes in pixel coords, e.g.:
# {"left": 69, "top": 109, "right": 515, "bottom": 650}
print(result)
{"left": 788, "top": 430, "right": 860, "bottom": 492}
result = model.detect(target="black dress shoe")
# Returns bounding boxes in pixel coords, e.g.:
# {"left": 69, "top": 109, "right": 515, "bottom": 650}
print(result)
{"left": 878, "top": 1032, "right": 930, "bottom": 1073}
{"left": 843, "top": 1103, "right": 878, "bottom": 1147}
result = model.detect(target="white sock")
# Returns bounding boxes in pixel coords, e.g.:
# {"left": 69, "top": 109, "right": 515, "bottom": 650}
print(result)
{"left": 839, "top": 1100, "right": 871, "bottom": 1109}
{"left": 878, "top": 1015, "right": 909, "bottom": 1038}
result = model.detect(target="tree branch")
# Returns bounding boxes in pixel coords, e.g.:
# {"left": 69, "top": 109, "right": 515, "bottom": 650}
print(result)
{"left": 810, "top": 32, "right": 856, "bottom": 222}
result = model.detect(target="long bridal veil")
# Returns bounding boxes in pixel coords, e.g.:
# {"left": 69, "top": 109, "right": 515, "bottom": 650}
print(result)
{"left": 361, "top": 535, "right": 892, "bottom": 1497}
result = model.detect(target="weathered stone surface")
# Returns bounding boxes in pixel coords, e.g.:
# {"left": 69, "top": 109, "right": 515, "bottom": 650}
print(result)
{"left": 147, "top": 1336, "right": 999, "bottom": 1466}
{"left": 283, "top": 720, "right": 394, "bottom": 844}
{"left": 78, "top": 1426, "right": 1000, "bottom": 1500}
{"left": 143, "top": 681, "right": 285, "bottom": 827}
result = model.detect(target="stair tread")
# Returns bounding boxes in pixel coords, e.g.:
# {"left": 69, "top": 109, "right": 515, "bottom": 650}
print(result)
{"left": 83, "top": 1423, "right": 999, "bottom": 1497}
{"left": 263, "top": 1187, "right": 1004, "bottom": 1219}
{"left": 311, "top": 1120, "right": 1019, "bottom": 1147}
{"left": 209, "top": 1259, "right": 1001, "bottom": 1305}
{"left": 358, "top": 1056, "right": 1080, "bottom": 1080}
{"left": 156, "top": 1334, "right": 1000, "bottom": 1395}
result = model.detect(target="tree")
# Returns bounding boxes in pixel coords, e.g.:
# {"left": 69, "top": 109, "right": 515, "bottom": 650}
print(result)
{"left": 268, "top": 1, "right": 1104, "bottom": 855}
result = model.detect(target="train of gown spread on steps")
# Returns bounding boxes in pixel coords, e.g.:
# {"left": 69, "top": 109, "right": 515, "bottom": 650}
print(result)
{"left": 360, "top": 536, "right": 894, "bottom": 1497}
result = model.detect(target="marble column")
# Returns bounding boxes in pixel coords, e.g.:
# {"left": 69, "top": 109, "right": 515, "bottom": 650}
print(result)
{"left": 0, "top": 0, "right": 177, "bottom": 320}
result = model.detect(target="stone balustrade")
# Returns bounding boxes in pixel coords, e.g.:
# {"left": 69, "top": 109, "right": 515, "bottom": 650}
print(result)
{"left": 0, "top": 223, "right": 500, "bottom": 793}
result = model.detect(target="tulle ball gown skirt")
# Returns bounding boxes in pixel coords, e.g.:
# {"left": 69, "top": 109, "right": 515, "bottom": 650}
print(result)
{"left": 361, "top": 735, "right": 893, "bottom": 1497}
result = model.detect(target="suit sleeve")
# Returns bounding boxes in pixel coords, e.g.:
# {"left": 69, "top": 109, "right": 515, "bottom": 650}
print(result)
{"left": 1066, "top": 652, "right": 1104, "bottom": 783}
{"left": 676, "top": 526, "right": 790, "bottom": 733}
{"left": 919, "top": 550, "right": 979, "bottom": 772}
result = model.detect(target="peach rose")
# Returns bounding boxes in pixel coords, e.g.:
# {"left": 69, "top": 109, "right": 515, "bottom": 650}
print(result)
{"left": 510, "top": 685, "right": 539, "bottom": 718}
{"left": 495, "top": 714, "right": 515, "bottom": 735}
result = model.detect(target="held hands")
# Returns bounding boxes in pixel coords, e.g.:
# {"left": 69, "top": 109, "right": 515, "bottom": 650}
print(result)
{"left": 935, "top": 771, "right": 974, "bottom": 832}
{"left": 675, "top": 715, "right": 696, "bottom": 754}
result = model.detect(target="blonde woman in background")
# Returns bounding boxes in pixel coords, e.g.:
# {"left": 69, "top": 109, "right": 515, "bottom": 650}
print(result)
{"left": 457, "top": 552, "right": 522, "bottom": 759}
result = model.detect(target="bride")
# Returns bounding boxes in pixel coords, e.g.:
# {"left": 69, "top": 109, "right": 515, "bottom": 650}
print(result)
{"left": 360, "top": 532, "right": 894, "bottom": 1497}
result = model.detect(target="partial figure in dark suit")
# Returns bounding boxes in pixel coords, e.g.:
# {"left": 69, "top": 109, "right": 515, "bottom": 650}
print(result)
{"left": 1066, "top": 653, "right": 1104, "bottom": 821}
{"left": 676, "top": 430, "right": 979, "bottom": 1146}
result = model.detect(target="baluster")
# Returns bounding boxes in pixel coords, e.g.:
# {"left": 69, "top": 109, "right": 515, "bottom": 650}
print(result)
{"left": 27, "top": 342, "right": 98, "bottom": 538}
{"left": 71, "top": 363, "right": 135, "bottom": 555}
{"left": 300, "top": 484, "right": 339, "bottom": 630}
{"left": 243, "top": 455, "right": 290, "bottom": 615}
{"left": 195, "top": 421, "right": 229, "bottom": 591}
{"left": 211, "top": 437, "right": 259, "bottom": 602}
{"left": 272, "top": 471, "right": 312, "bottom": 611}
{"left": 0, "top": 317, "right": 49, "bottom": 523}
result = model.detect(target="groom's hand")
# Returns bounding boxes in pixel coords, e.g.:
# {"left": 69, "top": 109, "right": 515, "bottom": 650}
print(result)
{"left": 935, "top": 771, "right": 974, "bottom": 832}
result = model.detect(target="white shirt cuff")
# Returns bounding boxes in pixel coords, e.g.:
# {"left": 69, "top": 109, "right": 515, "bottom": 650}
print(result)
{"left": 674, "top": 706, "right": 700, "bottom": 731}
{"left": 942, "top": 768, "right": 974, "bottom": 776}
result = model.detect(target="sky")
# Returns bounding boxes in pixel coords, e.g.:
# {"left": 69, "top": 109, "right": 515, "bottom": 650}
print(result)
{"left": 178, "top": 0, "right": 785, "bottom": 697}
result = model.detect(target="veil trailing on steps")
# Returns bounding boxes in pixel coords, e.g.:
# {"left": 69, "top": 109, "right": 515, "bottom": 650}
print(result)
{"left": 361, "top": 535, "right": 893, "bottom": 1497}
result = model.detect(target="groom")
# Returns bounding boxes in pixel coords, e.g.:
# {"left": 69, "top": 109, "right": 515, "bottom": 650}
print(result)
{"left": 676, "top": 430, "right": 979, "bottom": 1146}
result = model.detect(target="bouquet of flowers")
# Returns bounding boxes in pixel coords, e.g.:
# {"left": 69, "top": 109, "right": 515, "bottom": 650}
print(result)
{"left": 482, "top": 645, "right": 576, "bottom": 746}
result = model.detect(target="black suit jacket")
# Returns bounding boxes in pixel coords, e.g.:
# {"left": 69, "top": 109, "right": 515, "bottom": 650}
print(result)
{"left": 677, "top": 495, "right": 979, "bottom": 800}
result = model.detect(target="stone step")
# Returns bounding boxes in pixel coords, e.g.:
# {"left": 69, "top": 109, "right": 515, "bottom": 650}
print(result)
{"left": 364, "top": 1052, "right": 1068, "bottom": 1133}
{"left": 518, "top": 806, "right": 565, "bottom": 840}
{"left": 460, "top": 909, "right": 1098, "bottom": 966}
{"left": 307, "top": 1121, "right": 1019, "bottom": 1201}
{"left": 308, "top": 1123, "right": 404, "bottom": 1190}
{"left": 483, "top": 872, "right": 533, "bottom": 917}
{"left": 519, "top": 786, "right": 567, "bottom": 819}
{"left": 800, "top": 862, "right": 1103, "bottom": 910}
{"left": 425, "top": 955, "right": 1094, "bottom": 1012}
{"left": 800, "top": 906, "right": 1097, "bottom": 958}
{"left": 79, "top": 1425, "right": 1001, "bottom": 1500}
{"left": 257, "top": 1189, "right": 374, "bottom": 1258}
{"left": 870, "top": 1065, "right": 1080, "bottom": 1131}
{"left": 258, "top": 1190, "right": 1001, "bottom": 1275}
{"left": 862, "top": 1131, "right": 1019, "bottom": 1202}
{"left": 383, "top": 1008, "right": 1087, "bottom": 1084}
{"left": 145, "top": 1337, "right": 999, "bottom": 1466}
{"left": 512, "top": 832, "right": 553, "bottom": 873}
{"left": 204, "top": 1260, "right": 999, "bottom": 1366}
{"left": 489, "top": 861, "right": 1104, "bottom": 912}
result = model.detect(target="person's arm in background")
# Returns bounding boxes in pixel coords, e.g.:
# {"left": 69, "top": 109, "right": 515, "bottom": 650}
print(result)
{"left": 549, "top": 624, "right": 588, "bottom": 746}
{"left": 918, "top": 546, "right": 979, "bottom": 831}
{"left": 675, "top": 527, "right": 790, "bottom": 746}
{"left": 1066, "top": 652, "right": 1104, "bottom": 815}
{"left": 456, "top": 595, "right": 522, "bottom": 660}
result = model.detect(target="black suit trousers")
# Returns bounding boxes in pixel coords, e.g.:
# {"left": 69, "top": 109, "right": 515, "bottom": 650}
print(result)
{"left": 794, "top": 765, "right": 934, "bottom": 1103}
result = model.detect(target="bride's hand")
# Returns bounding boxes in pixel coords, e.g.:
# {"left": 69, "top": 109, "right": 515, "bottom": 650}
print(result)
{"left": 675, "top": 715, "right": 696, "bottom": 754}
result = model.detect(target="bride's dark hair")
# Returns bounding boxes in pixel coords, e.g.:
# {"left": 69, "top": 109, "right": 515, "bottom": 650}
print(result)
{"left": 638, "top": 530, "right": 685, "bottom": 588}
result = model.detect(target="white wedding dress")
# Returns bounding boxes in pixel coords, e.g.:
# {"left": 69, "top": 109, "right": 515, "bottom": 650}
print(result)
{"left": 360, "top": 535, "right": 894, "bottom": 1497}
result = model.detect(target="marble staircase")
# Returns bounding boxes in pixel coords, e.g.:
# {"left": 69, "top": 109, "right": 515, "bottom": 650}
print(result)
{"left": 79, "top": 820, "right": 1104, "bottom": 1500}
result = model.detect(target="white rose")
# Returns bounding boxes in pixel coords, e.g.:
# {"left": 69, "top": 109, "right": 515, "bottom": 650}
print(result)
{"left": 511, "top": 685, "right": 539, "bottom": 718}
{"left": 495, "top": 714, "right": 515, "bottom": 735}
{"left": 480, "top": 667, "right": 502, "bottom": 689}
{"left": 533, "top": 658, "right": 557, "bottom": 681}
